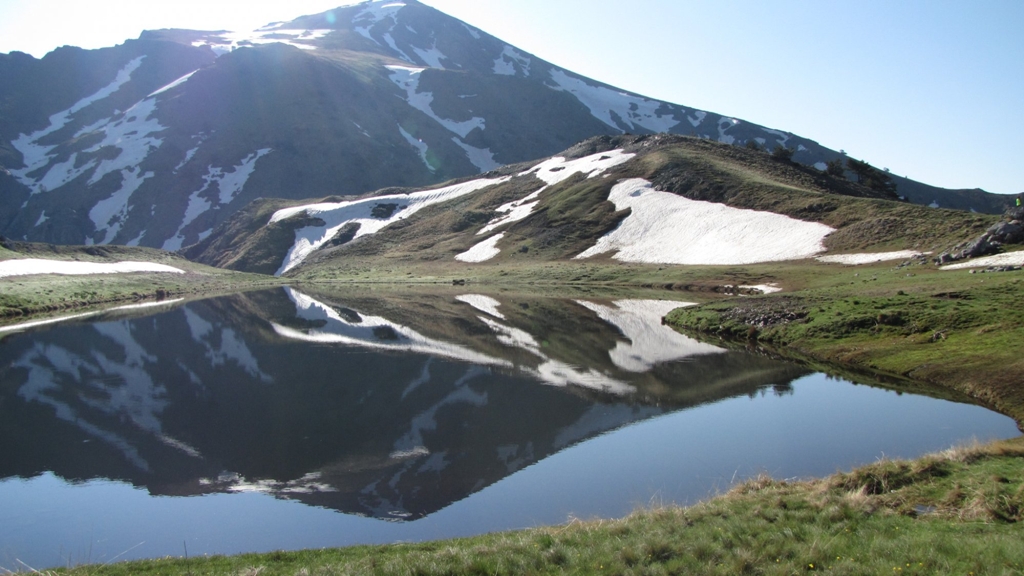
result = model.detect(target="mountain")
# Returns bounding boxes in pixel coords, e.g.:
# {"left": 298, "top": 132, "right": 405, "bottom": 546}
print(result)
{"left": 0, "top": 0, "right": 1012, "bottom": 252}
{"left": 184, "top": 134, "right": 1003, "bottom": 277}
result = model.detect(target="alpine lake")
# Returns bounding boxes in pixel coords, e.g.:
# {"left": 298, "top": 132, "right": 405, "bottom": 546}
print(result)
{"left": 0, "top": 286, "right": 1018, "bottom": 571}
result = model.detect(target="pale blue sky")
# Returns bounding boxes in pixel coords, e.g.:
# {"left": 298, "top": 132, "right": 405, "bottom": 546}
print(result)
{"left": 1, "top": 0, "right": 1021, "bottom": 194}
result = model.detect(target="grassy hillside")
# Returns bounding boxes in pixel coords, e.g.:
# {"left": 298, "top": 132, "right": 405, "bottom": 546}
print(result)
{"left": 184, "top": 134, "right": 1000, "bottom": 280}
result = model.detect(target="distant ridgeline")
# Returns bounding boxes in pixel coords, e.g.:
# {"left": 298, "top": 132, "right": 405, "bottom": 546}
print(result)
{"left": 0, "top": 0, "right": 1012, "bottom": 250}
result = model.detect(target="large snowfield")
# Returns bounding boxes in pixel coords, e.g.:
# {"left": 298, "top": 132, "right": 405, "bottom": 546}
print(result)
{"left": 575, "top": 179, "right": 834, "bottom": 265}
{"left": 0, "top": 258, "right": 185, "bottom": 278}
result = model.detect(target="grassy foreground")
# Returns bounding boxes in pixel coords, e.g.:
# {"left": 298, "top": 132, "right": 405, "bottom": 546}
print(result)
{"left": 28, "top": 439, "right": 1024, "bottom": 576}
{"left": 0, "top": 241, "right": 283, "bottom": 321}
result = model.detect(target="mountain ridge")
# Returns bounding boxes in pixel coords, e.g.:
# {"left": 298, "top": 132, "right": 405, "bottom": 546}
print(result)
{"left": 184, "top": 134, "right": 1005, "bottom": 278}
{"left": 1, "top": 0, "right": 1013, "bottom": 253}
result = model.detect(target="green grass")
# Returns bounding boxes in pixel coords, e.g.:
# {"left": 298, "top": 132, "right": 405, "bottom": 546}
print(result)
{"left": 0, "top": 241, "right": 283, "bottom": 322}
{"left": 29, "top": 439, "right": 1024, "bottom": 575}
{"left": 666, "top": 261, "right": 1024, "bottom": 425}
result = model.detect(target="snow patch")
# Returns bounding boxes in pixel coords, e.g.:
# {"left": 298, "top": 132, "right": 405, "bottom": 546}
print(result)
{"left": 549, "top": 69, "right": 679, "bottom": 133}
{"left": 575, "top": 300, "right": 722, "bottom": 372}
{"left": 687, "top": 110, "right": 707, "bottom": 127}
{"left": 0, "top": 258, "right": 184, "bottom": 279}
{"left": 575, "top": 178, "right": 833, "bottom": 264}
{"left": 522, "top": 148, "right": 635, "bottom": 186}
{"left": 387, "top": 66, "right": 485, "bottom": 137}
{"left": 455, "top": 233, "right": 504, "bottom": 262}
{"left": 163, "top": 148, "right": 272, "bottom": 250}
{"left": 88, "top": 167, "right": 154, "bottom": 244}
{"left": 492, "top": 46, "right": 531, "bottom": 76}
{"left": 192, "top": 29, "right": 331, "bottom": 53}
{"left": 452, "top": 137, "right": 500, "bottom": 172}
{"left": 478, "top": 149, "right": 635, "bottom": 235}
{"left": 761, "top": 128, "right": 790, "bottom": 147}
{"left": 412, "top": 43, "right": 447, "bottom": 69}
{"left": 11, "top": 56, "right": 145, "bottom": 195}
{"left": 476, "top": 313, "right": 633, "bottom": 395}
{"left": 399, "top": 125, "right": 433, "bottom": 171}
{"left": 147, "top": 70, "right": 198, "bottom": 97}
{"left": 85, "top": 97, "right": 166, "bottom": 187}
{"left": 814, "top": 162, "right": 828, "bottom": 171}
{"left": 455, "top": 294, "right": 505, "bottom": 319}
{"left": 272, "top": 288, "right": 510, "bottom": 367}
{"left": 271, "top": 175, "right": 510, "bottom": 275}
{"left": 717, "top": 118, "right": 738, "bottom": 144}
{"left": 816, "top": 251, "right": 923, "bottom": 265}
{"left": 183, "top": 308, "right": 270, "bottom": 382}
{"left": 738, "top": 283, "right": 783, "bottom": 294}
{"left": 940, "top": 251, "right": 1024, "bottom": 270}
{"left": 462, "top": 23, "right": 481, "bottom": 39}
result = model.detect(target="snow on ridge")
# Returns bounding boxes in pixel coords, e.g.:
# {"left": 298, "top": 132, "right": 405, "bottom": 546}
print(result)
{"left": 548, "top": 69, "right": 679, "bottom": 133}
{"left": 0, "top": 258, "right": 184, "bottom": 278}
{"left": 270, "top": 175, "right": 510, "bottom": 275}
{"left": 574, "top": 299, "right": 722, "bottom": 372}
{"left": 272, "top": 288, "right": 510, "bottom": 368}
{"left": 192, "top": 29, "right": 332, "bottom": 54}
{"left": 521, "top": 149, "right": 636, "bottom": 186}
{"left": 353, "top": 1, "right": 408, "bottom": 51}
{"left": 386, "top": 65, "right": 485, "bottom": 138}
{"left": 939, "top": 251, "right": 1024, "bottom": 270}
{"left": 816, "top": 251, "right": 923, "bottom": 265}
{"left": 761, "top": 128, "right": 791, "bottom": 147}
{"left": 148, "top": 70, "right": 199, "bottom": 97}
{"left": 575, "top": 178, "right": 833, "bottom": 265}
{"left": 11, "top": 56, "right": 146, "bottom": 194}
{"left": 492, "top": 46, "right": 531, "bottom": 76}
{"left": 455, "top": 294, "right": 505, "bottom": 319}
{"left": 455, "top": 233, "right": 504, "bottom": 262}
{"left": 717, "top": 118, "right": 739, "bottom": 145}
{"left": 477, "top": 149, "right": 635, "bottom": 235}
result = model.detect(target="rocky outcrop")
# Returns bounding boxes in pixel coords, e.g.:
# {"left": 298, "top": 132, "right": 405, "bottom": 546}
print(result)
{"left": 936, "top": 210, "right": 1024, "bottom": 264}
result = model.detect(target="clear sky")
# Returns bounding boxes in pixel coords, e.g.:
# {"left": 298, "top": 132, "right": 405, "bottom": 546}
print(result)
{"left": 1, "top": 0, "right": 1021, "bottom": 194}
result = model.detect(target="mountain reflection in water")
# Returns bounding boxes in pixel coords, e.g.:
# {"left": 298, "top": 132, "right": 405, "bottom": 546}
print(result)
{"left": 0, "top": 287, "right": 809, "bottom": 520}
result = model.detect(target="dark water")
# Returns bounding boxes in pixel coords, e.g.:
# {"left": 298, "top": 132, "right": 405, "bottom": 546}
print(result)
{"left": 0, "top": 287, "right": 1017, "bottom": 570}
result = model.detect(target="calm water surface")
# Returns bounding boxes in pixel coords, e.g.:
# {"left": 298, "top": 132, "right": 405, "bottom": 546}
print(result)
{"left": 0, "top": 287, "right": 1017, "bottom": 570}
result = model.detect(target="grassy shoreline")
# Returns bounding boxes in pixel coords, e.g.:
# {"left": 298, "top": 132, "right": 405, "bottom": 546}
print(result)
{"left": 28, "top": 439, "right": 1024, "bottom": 575}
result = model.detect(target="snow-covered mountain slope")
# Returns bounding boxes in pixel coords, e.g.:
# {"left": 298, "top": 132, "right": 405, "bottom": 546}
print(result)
{"left": 186, "top": 134, "right": 1001, "bottom": 277}
{"left": 1, "top": 1, "right": 1011, "bottom": 251}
